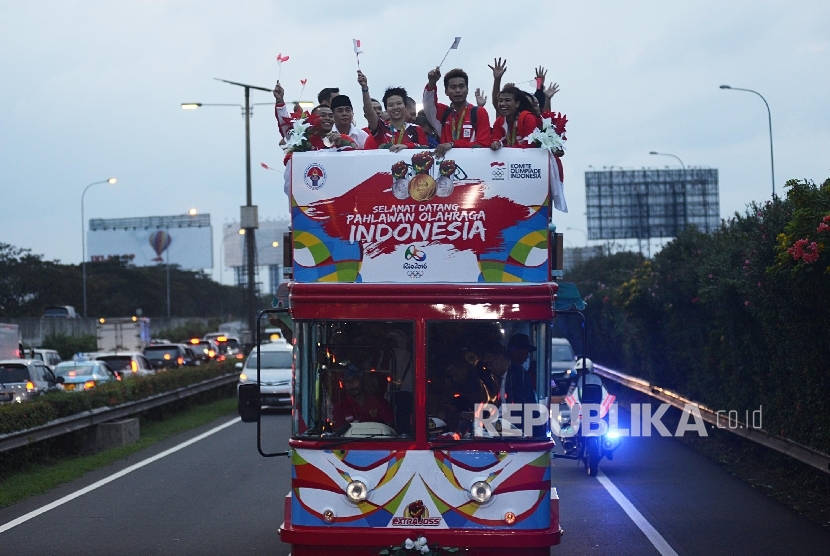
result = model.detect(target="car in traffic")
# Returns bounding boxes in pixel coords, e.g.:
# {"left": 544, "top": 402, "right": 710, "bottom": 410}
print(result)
{"left": 187, "top": 338, "right": 219, "bottom": 364}
{"left": 96, "top": 352, "right": 154, "bottom": 377}
{"left": 178, "top": 344, "right": 202, "bottom": 366}
{"left": 43, "top": 305, "right": 79, "bottom": 318}
{"left": 53, "top": 360, "right": 121, "bottom": 391}
{"left": 143, "top": 344, "right": 189, "bottom": 370}
{"left": 30, "top": 349, "right": 62, "bottom": 370}
{"left": 204, "top": 333, "right": 243, "bottom": 360}
{"left": 237, "top": 341, "right": 293, "bottom": 408}
{"left": 0, "top": 359, "right": 62, "bottom": 403}
{"left": 551, "top": 337, "right": 577, "bottom": 394}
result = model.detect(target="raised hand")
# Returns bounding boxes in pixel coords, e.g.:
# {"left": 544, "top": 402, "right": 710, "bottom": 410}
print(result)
{"left": 428, "top": 66, "right": 442, "bottom": 87}
{"left": 357, "top": 70, "right": 368, "bottom": 90}
{"left": 475, "top": 88, "right": 487, "bottom": 107}
{"left": 272, "top": 81, "right": 285, "bottom": 103}
{"left": 535, "top": 66, "right": 547, "bottom": 88}
{"left": 545, "top": 82, "right": 560, "bottom": 98}
{"left": 488, "top": 57, "right": 507, "bottom": 79}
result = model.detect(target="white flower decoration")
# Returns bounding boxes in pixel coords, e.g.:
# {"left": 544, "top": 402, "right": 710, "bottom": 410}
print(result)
{"left": 404, "top": 538, "right": 415, "bottom": 550}
{"left": 526, "top": 118, "right": 566, "bottom": 154}
{"left": 282, "top": 118, "right": 313, "bottom": 152}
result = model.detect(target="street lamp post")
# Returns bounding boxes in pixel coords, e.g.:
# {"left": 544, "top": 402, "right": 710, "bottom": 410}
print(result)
{"left": 182, "top": 78, "right": 272, "bottom": 346}
{"left": 648, "top": 151, "right": 685, "bottom": 172}
{"left": 719, "top": 85, "right": 775, "bottom": 197}
{"left": 81, "top": 177, "right": 117, "bottom": 318}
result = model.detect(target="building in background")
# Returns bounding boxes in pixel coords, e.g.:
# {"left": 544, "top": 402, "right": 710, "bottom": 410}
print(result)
{"left": 222, "top": 217, "right": 290, "bottom": 295}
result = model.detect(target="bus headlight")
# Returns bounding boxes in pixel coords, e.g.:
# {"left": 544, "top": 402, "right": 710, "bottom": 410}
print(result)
{"left": 470, "top": 480, "right": 492, "bottom": 503}
{"left": 346, "top": 480, "right": 368, "bottom": 502}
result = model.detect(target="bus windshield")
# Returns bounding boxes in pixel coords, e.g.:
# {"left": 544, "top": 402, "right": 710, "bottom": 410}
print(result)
{"left": 294, "top": 320, "right": 415, "bottom": 439}
{"left": 292, "top": 319, "right": 551, "bottom": 441}
{"left": 427, "top": 321, "right": 550, "bottom": 440}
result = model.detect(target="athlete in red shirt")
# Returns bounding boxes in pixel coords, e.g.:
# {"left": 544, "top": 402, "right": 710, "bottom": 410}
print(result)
{"left": 490, "top": 86, "right": 539, "bottom": 150}
{"left": 423, "top": 67, "right": 491, "bottom": 158}
{"left": 358, "top": 71, "right": 427, "bottom": 152}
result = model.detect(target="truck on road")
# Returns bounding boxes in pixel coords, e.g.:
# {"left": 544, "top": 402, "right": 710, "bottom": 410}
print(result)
{"left": 97, "top": 317, "right": 151, "bottom": 353}
{"left": 0, "top": 323, "right": 20, "bottom": 359}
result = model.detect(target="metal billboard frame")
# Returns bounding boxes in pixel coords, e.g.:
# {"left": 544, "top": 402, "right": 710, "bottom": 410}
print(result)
{"left": 585, "top": 168, "right": 719, "bottom": 243}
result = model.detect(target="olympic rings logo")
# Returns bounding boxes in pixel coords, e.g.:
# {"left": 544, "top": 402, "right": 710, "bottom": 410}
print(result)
{"left": 408, "top": 270, "right": 424, "bottom": 278}
{"left": 404, "top": 245, "right": 426, "bottom": 262}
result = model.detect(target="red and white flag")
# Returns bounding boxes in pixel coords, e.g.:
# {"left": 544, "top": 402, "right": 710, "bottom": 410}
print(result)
{"left": 438, "top": 37, "right": 461, "bottom": 68}
{"left": 353, "top": 39, "right": 363, "bottom": 55}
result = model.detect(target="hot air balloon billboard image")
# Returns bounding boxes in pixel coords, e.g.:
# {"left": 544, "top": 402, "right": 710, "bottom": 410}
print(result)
{"left": 86, "top": 214, "right": 213, "bottom": 269}
{"left": 149, "top": 230, "right": 172, "bottom": 262}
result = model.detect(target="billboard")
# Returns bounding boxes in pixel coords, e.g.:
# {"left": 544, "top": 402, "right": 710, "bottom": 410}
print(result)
{"left": 290, "top": 149, "right": 551, "bottom": 283}
{"left": 87, "top": 214, "right": 213, "bottom": 270}
{"left": 585, "top": 168, "right": 719, "bottom": 240}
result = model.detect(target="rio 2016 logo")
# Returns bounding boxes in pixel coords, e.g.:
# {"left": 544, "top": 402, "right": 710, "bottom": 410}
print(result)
{"left": 404, "top": 245, "right": 426, "bottom": 262}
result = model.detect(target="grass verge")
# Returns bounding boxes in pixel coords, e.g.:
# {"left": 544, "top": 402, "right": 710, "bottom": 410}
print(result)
{"left": 0, "top": 395, "right": 237, "bottom": 509}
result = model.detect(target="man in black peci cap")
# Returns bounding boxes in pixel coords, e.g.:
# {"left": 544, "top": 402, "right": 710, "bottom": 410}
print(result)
{"left": 330, "top": 94, "right": 372, "bottom": 149}
{"left": 483, "top": 337, "right": 537, "bottom": 407}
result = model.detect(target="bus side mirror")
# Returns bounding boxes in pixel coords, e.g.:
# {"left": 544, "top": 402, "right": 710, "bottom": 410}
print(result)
{"left": 238, "top": 383, "right": 260, "bottom": 422}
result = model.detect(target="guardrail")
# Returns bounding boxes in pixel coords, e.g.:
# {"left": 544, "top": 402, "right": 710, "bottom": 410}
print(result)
{"left": 0, "top": 372, "right": 238, "bottom": 453}
{"left": 593, "top": 363, "right": 830, "bottom": 475}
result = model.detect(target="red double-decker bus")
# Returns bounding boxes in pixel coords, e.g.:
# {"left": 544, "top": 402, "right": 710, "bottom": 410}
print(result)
{"left": 239, "top": 148, "right": 564, "bottom": 555}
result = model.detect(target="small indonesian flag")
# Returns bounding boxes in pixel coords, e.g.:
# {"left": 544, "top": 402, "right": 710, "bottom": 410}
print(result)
{"left": 276, "top": 53, "right": 289, "bottom": 63}
{"left": 353, "top": 39, "right": 363, "bottom": 54}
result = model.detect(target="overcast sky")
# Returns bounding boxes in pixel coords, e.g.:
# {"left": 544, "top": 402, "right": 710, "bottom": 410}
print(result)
{"left": 2, "top": 0, "right": 828, "bottom": 282}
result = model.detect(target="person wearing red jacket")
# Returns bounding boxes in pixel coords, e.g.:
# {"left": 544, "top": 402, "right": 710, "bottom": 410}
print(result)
{"left": 490, "top": 86, "right": 539, "bottom": 150}
{"left": 273, "top": 82, "right": 357, "bottom": 195}
{"left": 423, "top": 66, "right": 491, "bottom": 159}
{"left": 358, "top": 71, "right": 428, "bottom": 152}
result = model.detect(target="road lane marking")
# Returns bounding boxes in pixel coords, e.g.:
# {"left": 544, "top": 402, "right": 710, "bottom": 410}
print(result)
{"left": 596, "top": 470, "right": 679, "bottom": 556}
{"left": 0, "top": 417, "right": 241, "bottom": 535}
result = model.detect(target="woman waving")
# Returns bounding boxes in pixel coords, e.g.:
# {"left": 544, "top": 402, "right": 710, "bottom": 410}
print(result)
{"left": 490, "top": 85, "right": 538, "bottom": 150}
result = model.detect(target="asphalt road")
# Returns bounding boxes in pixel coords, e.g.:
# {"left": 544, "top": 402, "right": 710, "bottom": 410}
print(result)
{"left": 1, "top": 410, "right": 828, "bottom": 555}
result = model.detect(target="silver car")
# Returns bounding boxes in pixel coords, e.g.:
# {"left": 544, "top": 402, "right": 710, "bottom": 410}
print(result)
{"left": 551, "top": 338, "right": 577, "bottom": 393}
{"left": 0, "top": 359, "right": 62, "bottom": 404}
{"left": 96, "top": 352, "right": 155, "bottom": 377}
{"left": 237, "top": 342, "right": 293, "bottom": 407}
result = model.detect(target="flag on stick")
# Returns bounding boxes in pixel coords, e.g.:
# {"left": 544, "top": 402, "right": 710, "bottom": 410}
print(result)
{"left": 353, "top": 39, "right": 363, "bottom": 69}
{"left": 438, "top": 37, "right": 461, "bottom": 68}
{"left": 299, "top": 78, "right": 308, "bottom": 102}
{"left": 276, "top": 53, "right": 289, "bottom": 80}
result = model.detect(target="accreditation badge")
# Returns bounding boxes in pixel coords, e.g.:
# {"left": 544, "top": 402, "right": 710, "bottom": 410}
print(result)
{"left": 462, "top": 124, "right": 472, "bottom": 138}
